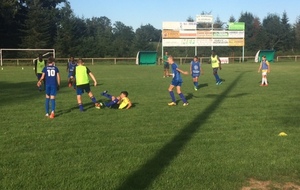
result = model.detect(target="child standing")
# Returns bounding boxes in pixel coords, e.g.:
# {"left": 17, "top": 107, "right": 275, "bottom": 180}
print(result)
{"left": 210, "top": 50, "right": 222, "bottom": 85}
{"left": 258, "top": 55, "right": 271, "bottom": 86}
{"left": 167, "top": 55, "right": 189, "bottom": 106}
{"left": 190, "top": 56, "right": 203, "bottom": 91}
{"left": 37, "top": 57, "right": 61, "bottom": 118}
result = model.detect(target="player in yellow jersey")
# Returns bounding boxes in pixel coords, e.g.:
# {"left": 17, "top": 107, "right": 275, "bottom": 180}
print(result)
{"left": 100, "top": 90, "right": 132, "bottom": 109}
{"left": 209, "top": 50, "right": 222, "bottom": 85}
{"left": 34, "top": 54, "right": 46, "bottom": 91}
{"left": 70, "top": 58, "right": 101, "bottom": 111}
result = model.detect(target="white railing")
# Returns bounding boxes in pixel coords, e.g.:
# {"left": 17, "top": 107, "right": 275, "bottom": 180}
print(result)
{"left": 1, "top": 55, "right": 300, "bottom": 66}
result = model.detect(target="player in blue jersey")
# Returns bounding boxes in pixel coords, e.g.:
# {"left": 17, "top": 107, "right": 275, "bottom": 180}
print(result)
{"left": 37, "top": 57, "right": 61, "bottom": 119}
{"left": 258, "top": 55, "right": 271, "bottom": 86}
{"left": 167, "top": 55, "right": 189, "bottom": 106}
{"left": 66, "top": 56, "right": 77, "bottom": 88}
{"left": 190, "top": 56, "right": 203, "bottom": 91}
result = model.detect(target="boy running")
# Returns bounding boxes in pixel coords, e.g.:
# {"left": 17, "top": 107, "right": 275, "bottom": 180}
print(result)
{"left": 37, "top": 57, "right": 60, "bottom": 119}
{"left": 167, "top": 55, "right": 189, "bottom": 106}
{"left": 70, "top": 58, "right": 100, "bottom": 111}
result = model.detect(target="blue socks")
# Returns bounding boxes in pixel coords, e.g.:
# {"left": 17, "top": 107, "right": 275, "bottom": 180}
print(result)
{"left": 90, "top": 96, "right": 97, "bottom": 104}
{"left": 45, "top": 98, "right": 50, "bottom": 114}
{"left": 79, "top": 104, "right": 84, "bottom": 111}
{"left": 194, "top": 82, "right": 198, "bottom": 87}
{"left": 50, "top": 99, "right": 55, "bottom": 113}
{"left": 214, "top": 74, "right": 221, "bottom": 82}
{"left": 179, "top": 93, "right": 187, "bottom": 103}
{"left": 169, "top": 91, "right": 176, "bottom": 102}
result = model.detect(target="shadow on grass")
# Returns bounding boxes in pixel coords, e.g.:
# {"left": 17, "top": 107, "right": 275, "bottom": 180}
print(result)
{"left": 199, "top": 83, "right": 208, "bottom": 89}
{"left": 116, "top": 72, "right": 245, "bottom": 190}
{"left": 56, "top": 102, "right": 96, "bottom": 116}
{"left": 204, "top": 93, "right": 249, "bottom": 99}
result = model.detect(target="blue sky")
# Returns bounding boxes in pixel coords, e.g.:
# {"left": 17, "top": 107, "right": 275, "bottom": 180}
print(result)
{"left": 69, "top": 0, "right": 300, "bottom": 30}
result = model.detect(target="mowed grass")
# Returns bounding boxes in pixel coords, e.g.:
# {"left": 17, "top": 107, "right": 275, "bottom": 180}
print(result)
{"left": 1, "top": 62, "right": 300, "bottom": 190}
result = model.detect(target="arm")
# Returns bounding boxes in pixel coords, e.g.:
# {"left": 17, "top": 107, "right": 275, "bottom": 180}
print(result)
{"left": 57, "top": 73, "right": 61, "bottom": 86}
{"left": 267, "top": 61, "right": 271, "bottom": 73}
{"left": 176, "top": 68, "right": 188, "bottom": 75}
{"left": 89, "top": 72, "right": 97, "bottom": 86}
{"left": 37, "top": 73, "right": 45, "bottom": 86}
{"left": 258, "top": 63, "right": 262, "bottom": 72}
{"left": 66, "top": 62, "right": 69, "bottom": 72}
{"left": 34, "top": 60, "right": 37, "bottom": 75}
{"left": 126, "top": 100, "right": 132, "bottom": 109}
{"left": 217, "top": 56, "right": 222, "bottom": 70}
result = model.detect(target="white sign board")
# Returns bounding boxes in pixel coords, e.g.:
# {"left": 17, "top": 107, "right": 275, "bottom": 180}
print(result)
{"left": 196, "top": 15, "right": 213, "bottom": 23}
{"left": 162, "top": 22, "right": 197, "bottom": 30}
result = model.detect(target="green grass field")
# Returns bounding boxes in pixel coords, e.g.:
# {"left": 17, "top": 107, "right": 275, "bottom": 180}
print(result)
{"left": 1, "top": 62, "right": 300, "bottom": 190}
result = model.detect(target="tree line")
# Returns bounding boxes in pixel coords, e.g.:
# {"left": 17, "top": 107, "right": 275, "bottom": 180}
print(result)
{"left": 1, "top": 0, "right": 300, "bottom": 58}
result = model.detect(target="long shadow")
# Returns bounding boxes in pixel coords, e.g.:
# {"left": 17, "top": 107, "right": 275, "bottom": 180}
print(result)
{"left": 116, "top": 72, "right": 245, "bottom": 190}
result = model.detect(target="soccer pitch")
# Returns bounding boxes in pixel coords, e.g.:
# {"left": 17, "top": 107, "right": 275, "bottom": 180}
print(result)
{"left": 1, "top": 62, "right": 300, "bottom": 189}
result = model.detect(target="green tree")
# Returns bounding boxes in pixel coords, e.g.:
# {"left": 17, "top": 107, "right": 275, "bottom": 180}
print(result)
{"left": 262, "top": 14, "right": 282, "bottom": 50}
{"left": 280, "top": 11, "right": 293, "bottom": 52}
{"left": 112, "top": 21, "right": 135, "bottom": 57}
{"left": 21, "top": 0, "right": 66, "bottom": 49}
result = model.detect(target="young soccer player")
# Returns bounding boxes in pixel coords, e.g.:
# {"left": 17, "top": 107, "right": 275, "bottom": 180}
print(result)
{"left": 210, "top": 50, "right": 222, "bottom": 85}
{"left": 70, "top": 58, "right": 100, "bottom": 111}
{"left": 167, "top": 55, "right": 189, "bottom": 106}
{"left": 66, "top": 56, "right": 77, "bottom": 88}
{"left": 37, "top": 57, "right": 61, "bottom": 119}
{"left": 190, "top": 56, "right": 203, "bottom": 91}
{"left": 34, "top": 54, "right": 46, "bottom": 91}
{"left": 100, "top": 90, "right": 132, "bottom": 109}
{"left": 258, "top": 55, "right": 271, "bottom": 86}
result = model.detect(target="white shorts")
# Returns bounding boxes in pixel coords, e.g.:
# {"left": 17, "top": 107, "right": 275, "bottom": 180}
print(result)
{"left": 262, "top": 72, "right": 267, "bottom": 76}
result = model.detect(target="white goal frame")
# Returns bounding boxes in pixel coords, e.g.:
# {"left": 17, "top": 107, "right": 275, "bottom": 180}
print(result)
{"left": 0, "top": 48, "right": 55, "bottom": 66}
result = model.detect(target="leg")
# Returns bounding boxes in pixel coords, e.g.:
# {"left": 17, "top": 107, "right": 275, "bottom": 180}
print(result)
{"left": 168, "top": 84, "right": 176, "bottom": 105}
{"left": 213, "top": 68, "right": 221, "bottom": 84}
{"left": 45, "top": 94, "right": 50, "bottom": 116}
{"left": 176, "top": 85, "right": 188, "bottom": 104}
{"left": 50, "top": 95, "right": 56, "bottom": 118}
{"left": 76, "top": 87, "right": 84, "bottom": 111}
{"left": 88, "top": 91, "right": 100, "bottom": 109}
{"left": 105, "top": 96, "right": 119, "bottom": 107}
{"left": 101, "top": 91, "right": 113, "bottom": 100}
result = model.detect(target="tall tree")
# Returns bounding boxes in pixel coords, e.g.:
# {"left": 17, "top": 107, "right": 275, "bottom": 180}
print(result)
{"left": 294, "top": 16, "right": 300, "bottom": 51}
{"left": 280, "top": 11, "right": 293, "bottom": 52}
{"left": 112, "top": 21, "right": 135, "bottom": 57}
{"left": 262, "top": 14, "right": 282, "bottom": 50}
{"left": 239, "top": 12, "right": 256, "bottom": 51}
{"left": 21, "top": 0, "right": 66, "bottom": 49}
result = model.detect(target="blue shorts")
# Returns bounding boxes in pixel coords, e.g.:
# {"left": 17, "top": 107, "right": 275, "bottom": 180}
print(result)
{"left": 76, "top": 84, "right": 90, "bottom": 95}
{"left": 171, "top": 80, "right": 182, "bottom": 86}
{"left": 45, "top": 85, "right": 57, "bottom": 96}
{"left": 37, "top": 73, "right": 43, "bottom": 80}
{"left": 192, "top": 74, "right": 200, "bottom": 78}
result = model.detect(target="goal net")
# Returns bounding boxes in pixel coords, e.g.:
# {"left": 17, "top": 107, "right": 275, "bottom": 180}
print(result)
{"left": 0, "top": 48, "right": 55, "bottom": 66}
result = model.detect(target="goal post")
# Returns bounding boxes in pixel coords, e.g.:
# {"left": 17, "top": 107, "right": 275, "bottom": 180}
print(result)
{"left": 0, "top": 48, "right": 55, "bottom": 66}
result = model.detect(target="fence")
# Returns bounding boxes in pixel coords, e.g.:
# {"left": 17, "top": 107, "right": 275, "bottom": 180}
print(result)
{"left": 1, "top": 55, "right": 300, "bottom": 66}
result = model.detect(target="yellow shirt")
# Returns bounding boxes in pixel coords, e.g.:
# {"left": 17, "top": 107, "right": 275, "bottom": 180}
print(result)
{"left": 119, "top": 97, "right": 130, "bottom": 109}
{"left": 211, "top": 55, "right": 219, "bottom": 68}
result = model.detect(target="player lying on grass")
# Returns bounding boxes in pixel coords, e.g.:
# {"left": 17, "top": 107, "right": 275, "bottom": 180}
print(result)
{"left": 100, "top": 90, "right": 132, "bottom": 109}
